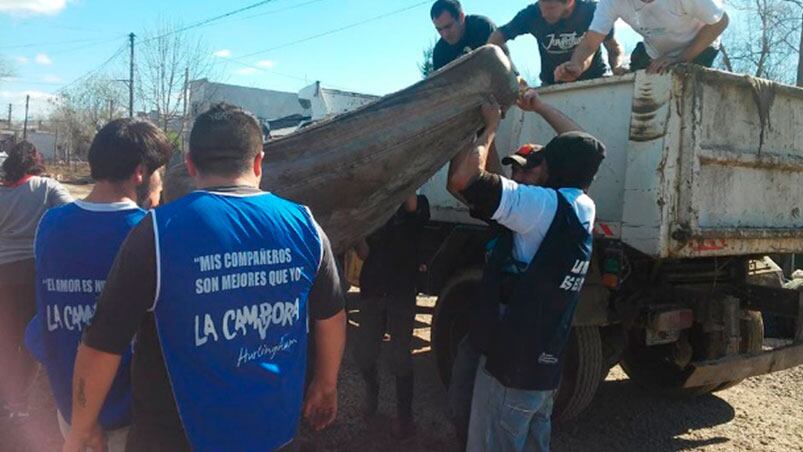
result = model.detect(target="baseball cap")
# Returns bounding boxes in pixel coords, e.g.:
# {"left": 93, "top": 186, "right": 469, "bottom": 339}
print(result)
{"left": 501, "top": 144, "right": 544, "bottom": 169}
{"left": 541, "top": 131, "right": 606, "bottom": 189}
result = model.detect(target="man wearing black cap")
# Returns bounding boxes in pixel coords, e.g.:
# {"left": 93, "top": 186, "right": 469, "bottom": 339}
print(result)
{"left": 447, "top": 90, "right": 605, "bottom": 451}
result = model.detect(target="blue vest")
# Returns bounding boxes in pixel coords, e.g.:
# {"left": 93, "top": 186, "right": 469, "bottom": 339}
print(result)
{"left": 152, "top": 191, "right": 322, "bottom": 452}
{"left": 25, "top": 201, "right": 144, "bottom": 429}
{"left": 481, "top": 191, "right": 593, "bottom": 390}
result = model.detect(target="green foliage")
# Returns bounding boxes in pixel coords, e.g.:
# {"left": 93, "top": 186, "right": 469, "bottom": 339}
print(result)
{"left": 419, "top": 42, "right": 435, "bottom": 79}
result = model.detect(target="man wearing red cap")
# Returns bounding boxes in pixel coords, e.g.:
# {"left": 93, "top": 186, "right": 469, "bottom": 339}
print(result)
{"left": 447, "top": 91, "right": 606, "bottom": 451}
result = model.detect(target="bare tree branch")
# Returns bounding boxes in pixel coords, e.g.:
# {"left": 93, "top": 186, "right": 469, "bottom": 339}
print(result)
{"left": 137, "top": 20, "right": 217, "bottom": 139}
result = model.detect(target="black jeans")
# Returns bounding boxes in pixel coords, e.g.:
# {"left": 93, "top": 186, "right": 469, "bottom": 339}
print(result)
{"left": 629, "top": 42, "right": 719, "bottom": 71}
{"left": 353, "top": 292, "right": 416, "bottom": 377}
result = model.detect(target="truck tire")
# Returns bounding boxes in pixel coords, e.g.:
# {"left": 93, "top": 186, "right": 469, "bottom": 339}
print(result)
{"left": 553, "top": 326, "right": 604, "bottom": 423}
{"left": 432, "top": 270, "right": 604, "bottom": 422}
{"left": 432, "top": 269, "right": 483, "bottom": 385}
{"left": 713, "top": 311, "right": 764, "bottom": 392}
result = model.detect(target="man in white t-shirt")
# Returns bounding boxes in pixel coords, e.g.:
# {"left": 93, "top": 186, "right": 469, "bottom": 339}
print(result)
{"left": 555, "top": 0, "right": 729, "bottom": 80}
{"left": 447, "top": 91, "right": 605, "bottom": 451}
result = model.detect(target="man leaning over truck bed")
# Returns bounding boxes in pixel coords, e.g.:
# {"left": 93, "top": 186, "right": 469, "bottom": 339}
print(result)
{"left": 446, "top": 91, "right": 605, "bottom": 451}
{"left": 555, "top": 0, "right": 729, "bottom": 81}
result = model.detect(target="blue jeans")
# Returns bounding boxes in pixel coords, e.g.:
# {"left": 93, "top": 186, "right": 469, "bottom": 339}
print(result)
{"left": 466, "top": 356, "right": 555, "bottom": 452}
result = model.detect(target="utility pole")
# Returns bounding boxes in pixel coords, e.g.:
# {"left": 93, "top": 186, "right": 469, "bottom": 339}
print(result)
{"left": 129, "top": 32, "right": 136, "bottom": 118}
{"left": 797, "top": 12, "right": 802, "bottom": 87}
{"left": 182, "top": 66, "right": 189, "bottom": 151}
{"left": 6, "top": 103, "right": 10, "bottom": 126}
{"left": 23, "top": 95, "right": 30, "bottom": 139}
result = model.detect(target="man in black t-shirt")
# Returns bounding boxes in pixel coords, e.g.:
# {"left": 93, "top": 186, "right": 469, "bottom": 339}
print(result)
{"left": 431, "top": 0, "right": 498, "bottom": 71}
{"left": 488, "top": 0, "right": 624, "bottom": 85}
{"left": 353, "top": 194, "right": 429, "bottom": 439}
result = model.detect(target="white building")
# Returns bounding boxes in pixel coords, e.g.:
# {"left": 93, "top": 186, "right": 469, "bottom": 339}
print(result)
{"left": 298, "top": 81, "right": 379, "bottom": 122}
{"left": 188, "top": 79, "right": 379, "bottom": 138}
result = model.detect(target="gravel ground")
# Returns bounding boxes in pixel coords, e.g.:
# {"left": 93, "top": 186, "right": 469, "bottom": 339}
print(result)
{"left": 299, "top": 294, "right": 803, "bottom": 452}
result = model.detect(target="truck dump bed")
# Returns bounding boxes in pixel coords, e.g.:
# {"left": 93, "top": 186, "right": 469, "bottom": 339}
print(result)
{"left": 421, "top": 66, "right": 803, "bottom": 258}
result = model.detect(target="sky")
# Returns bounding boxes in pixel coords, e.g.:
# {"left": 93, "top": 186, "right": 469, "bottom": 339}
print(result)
{"left": 1, "top": 0, "right": 653, "bottom": 120}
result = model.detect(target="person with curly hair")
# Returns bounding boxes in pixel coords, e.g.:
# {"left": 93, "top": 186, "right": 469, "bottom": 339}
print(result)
{"left": 0, "top": 141, "right": 72, "bottom": 418}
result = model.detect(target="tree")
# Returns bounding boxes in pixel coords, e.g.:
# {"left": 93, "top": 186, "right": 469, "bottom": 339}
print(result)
{"left": 137, "top": 21, "right": 216, "bottom": 138}
{"left": 721, "top": 0, "right": 802, "bottom": 84}
{"left": 418, "top": 42, "right": 435, "bottom": 79}
{"left": 49, "top": 74, "right": 126, "bottom": 161}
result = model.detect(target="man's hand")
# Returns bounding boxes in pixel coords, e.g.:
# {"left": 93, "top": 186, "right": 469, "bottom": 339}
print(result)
{"left": 611, "top": 65, "right": 629, "bottom": 76}
{"left": 481, "top": 101, "right": 501, "bottom": 130}
{"left": 63, "top": 423, "right": 105, "bottom": 452}
{"left": 647, "top": 55, "right": 682, "bottom": 74}
{"left": 554, "top": 61, "right": 582, "bottom": 82}
{"left": 517, "top": 89, "right": 546, "bottom": 113}
{"left": 303, "top": 379, "right": 338, "bottom": 431}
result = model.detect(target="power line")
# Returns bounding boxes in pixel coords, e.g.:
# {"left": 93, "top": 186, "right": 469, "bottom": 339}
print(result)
{"left": 140, "top": 0, "right": 284, "bottom": 44}
{"left": 56, "top": 43, "right": 128, "bottom": 94}
{"left": 235, "top": 1, "right": 430, "bottom": 59}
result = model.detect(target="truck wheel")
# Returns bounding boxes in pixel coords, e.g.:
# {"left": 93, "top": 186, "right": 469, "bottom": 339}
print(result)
{"left": 713, "top": 311, "right": 764, "bottom": 391}
{"left": 620, "top": 324, "right": 720, "bottom": 397}
{"left": 553, "top": 326, "right": 604, "bottom": 423}
{"left": 432, "top": 269, "right": 483, "bottom": 385}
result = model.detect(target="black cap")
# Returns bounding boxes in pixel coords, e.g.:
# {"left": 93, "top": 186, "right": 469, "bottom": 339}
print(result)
{"left": 541, "top": 131, "right": 606, "bottom": 189}
{"left": 501, "top": 143, "right": 544, "bottom": 168}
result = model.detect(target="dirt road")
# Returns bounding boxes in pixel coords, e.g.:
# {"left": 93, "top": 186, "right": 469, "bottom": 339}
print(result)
{"left": 300, "top": 295, "right": 803, "bottom": 452}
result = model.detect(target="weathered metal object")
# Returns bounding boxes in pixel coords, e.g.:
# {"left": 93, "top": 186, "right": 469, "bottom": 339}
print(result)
{"left": 165, "top": 45, "right": 519, "bottom": 252}
{"left": 421, "top": 65, "right": 803, "bottom": 258}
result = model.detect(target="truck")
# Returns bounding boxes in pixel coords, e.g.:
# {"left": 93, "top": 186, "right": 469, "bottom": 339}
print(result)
{"left": 402, "top": 66, "right": 803, "bottom": 421}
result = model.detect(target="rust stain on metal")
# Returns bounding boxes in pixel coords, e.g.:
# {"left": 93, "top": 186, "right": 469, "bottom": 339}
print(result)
{"left": 630, "top": 80, "right": 669, "bottom": 142}
{"left": 747, "top": 76, "right": 776, "bottom": 153}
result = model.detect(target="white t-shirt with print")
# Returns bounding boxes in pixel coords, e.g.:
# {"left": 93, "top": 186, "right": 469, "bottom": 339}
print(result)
{"left": 589, "top": 0, "right": 725, "bottom": 59}
{"left": 492, "top": 178, "right": 596, "bottom": 264}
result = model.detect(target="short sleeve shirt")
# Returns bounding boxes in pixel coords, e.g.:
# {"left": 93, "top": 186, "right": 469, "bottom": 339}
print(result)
{"left": 589, "top": 0, "right": 725, "bottom": 58}
{"left": 499, "top": 1, "right": 613, "bottom": 85}
{"left": 492, "top": 178, "right": 595, "bottom": 263}
{"left": 432, "top": 15, "right": 497, "bottom": 71}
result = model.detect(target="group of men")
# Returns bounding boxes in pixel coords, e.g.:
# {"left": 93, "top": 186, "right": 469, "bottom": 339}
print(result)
{"left": 431, "top": 0, "right": 728, "bottom": 85}
{"left": 349, "top": 0, "right": 728, "bottom": 450}
{"left": 18, "top": 1, "right": 731, "bottom": 451}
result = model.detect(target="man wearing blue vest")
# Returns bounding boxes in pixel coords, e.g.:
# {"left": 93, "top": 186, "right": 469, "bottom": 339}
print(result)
{"left": 448, "top": 91, "right": 605, "bottom": 451}
{"left": 63, "top": 103, "right": 347, "bottom": 452}
{"left": 24, "top": 118, "right": 170, "bottom": 451}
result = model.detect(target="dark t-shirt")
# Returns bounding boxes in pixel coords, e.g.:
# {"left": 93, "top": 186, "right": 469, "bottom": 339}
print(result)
{"left": 499, "top": 1, "right": 613, "bottom": 85}
{"left": 432, "top": 15, "right": 497, "bottom": 71}
{"left": 359, "top": 195, "right": 430, "bottom": 297}
{"left": 83, "top": 186, "right": 344, "bottom": 451}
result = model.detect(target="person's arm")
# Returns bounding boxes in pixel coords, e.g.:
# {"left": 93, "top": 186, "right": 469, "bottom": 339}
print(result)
{"left": 555, "top": 31, "right": 609, "bottom": 82}
{"left": 517, "top": 89, "right": 583, "bottom": 134}
{"left": 64, "top": 217, "right": 157, "bottom": 452}
{"left": 603, "top": 37, "right": 626, "bottom": 75}
{"left": 447, "top": 103, "right": 502, "bottom": 193}
{"left": 48, "top": 180, "right": 74, "bottom": 207}
{"left": 303, "top": 226, "right": 346, "bottom": 431}
{"left": 487, "top": 30, "right": 507, "bottom": 47}
{"left": 648, "top": 12, "right": 729, "bottom": 74}
{"left": 355, "top": 239, "right": 369, "bottom": 260}
{"left": 63, "top": 347, "right": 122, "bottom": 452}
{"left": 486, "top": 142, "right": 504, "bottom": 176}
{"left": 303, "top": 309, "right": 346, "bottom": 431}
{"left": 555, "top": 0, "right": 617, "bottom": 82}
